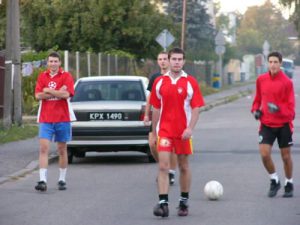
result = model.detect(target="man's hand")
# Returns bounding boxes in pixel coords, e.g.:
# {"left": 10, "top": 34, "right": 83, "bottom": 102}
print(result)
{"left": 60, "top": 85, "right": 67, "bottom": 91}
{"left": 143, "top": 115, "right": 151, "bottom": 126}
{"left": 149, "top": 132, "right": 157, "bottom": 147}
{"left": 182, "top": 127, "right": 192, "bottom": 140}
{"left": 267, "top": 102, "right": 279, "bottom": 113}
{"left": 43, "top": 87, "right": 52, "bottom": 94}
{"left": 253, "top": 110, "right": 262, "bottom": 120}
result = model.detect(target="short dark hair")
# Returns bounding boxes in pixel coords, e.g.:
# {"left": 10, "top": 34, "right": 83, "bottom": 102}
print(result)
{"left": 47, "top": 52, "right": 61, "bottom": 61}
{"left": 168, "top": 47, "right": 185, "bottom": 59}
{"left": 157, "top": 51, "right": 168, "bottom": 59}
{"left": 268, "top": 51, "right": 282, "bottom": 63}
{"left": 158, "top": 51, "right": 168, "bottom": 56}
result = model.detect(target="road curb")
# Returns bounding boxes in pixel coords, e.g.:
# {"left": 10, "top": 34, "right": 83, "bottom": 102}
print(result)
{"left": 0, "top": 153, "right": 58, "bottom": 185}
{"left": 201, "top": 89, "right": 252, "bottom": 112}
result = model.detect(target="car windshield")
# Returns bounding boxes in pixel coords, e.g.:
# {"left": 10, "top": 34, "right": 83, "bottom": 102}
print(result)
{"left": 282, "top": 61, "right": 293, "bottom": 69}
{"left": 71, "top": 80, "right": 145, "bottom": 102}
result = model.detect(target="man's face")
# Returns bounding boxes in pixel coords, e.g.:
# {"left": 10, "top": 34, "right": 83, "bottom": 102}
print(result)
{"left": 268, "top": 56, "right": 281, "bottom": 75}
{"left": 169, "top": 53, "right": 185, "bottom": 73}
{"left": 157, "top": 53, "right": 169, "bottom": 71}
{"left": 47, "top": 56, "right": 61, "bottom": 73}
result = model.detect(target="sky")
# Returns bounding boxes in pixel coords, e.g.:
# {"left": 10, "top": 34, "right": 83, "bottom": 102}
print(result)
{"left": 218, "top": 0, "right": 291, "bottom": 18}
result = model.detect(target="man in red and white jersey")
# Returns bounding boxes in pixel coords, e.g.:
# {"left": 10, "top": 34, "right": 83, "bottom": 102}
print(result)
{"left": 144, "top": 51, "right": 178, "bottom": 185}
{"left": 34, "top": 52, "right": 75, "bottom": 192}
{"left": 150, "top": 47, "right": 205, "bottom": 217}
{"left": 251, "top": 51, "right": 295, "bottom": 198}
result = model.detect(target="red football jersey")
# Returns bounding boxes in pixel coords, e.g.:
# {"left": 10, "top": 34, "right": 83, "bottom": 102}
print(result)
{"left": 150, "top": 71, "right": 205, "bottom": 138}
{"left": 35, "top": 68, "right": 75, "bottom": 123}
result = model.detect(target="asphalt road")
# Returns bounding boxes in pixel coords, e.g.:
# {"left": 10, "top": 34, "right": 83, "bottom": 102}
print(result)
{"left": 1, "top": 72, "right": 300, "bottom": 225}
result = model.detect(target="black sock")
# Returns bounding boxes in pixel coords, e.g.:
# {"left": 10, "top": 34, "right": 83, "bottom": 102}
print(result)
{"left": 180, "top": 192, "right": 189, "bottom": 201}
{"left": 159, "top": 194, "right": 168, "bottom": 205}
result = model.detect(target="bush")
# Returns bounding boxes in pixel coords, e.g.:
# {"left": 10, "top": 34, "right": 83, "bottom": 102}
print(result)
{"left": 21, "top": 51, "right": 49, "bottom": 115}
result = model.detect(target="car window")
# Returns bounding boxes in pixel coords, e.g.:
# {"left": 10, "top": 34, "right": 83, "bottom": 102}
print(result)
{"left": 282, "top": 61, "right": 293, "bottom": 69}
{"left": 72, "top": 80, "right": 146, "bottom": 102}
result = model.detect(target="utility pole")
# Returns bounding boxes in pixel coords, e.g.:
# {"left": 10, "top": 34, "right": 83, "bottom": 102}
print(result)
{"left": 181, "top": 0, "right": 187, "bottom": 50}
{"left": 3, "top": 0, "right": 21, "bottom": 129}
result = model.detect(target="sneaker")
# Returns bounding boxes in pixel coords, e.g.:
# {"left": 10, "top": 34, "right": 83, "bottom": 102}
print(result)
{"left": 153, "top": 203, "right": 169, "bottom": 217}
{"left": 177, "top": 200, "right": 189, "bottom": 216}
{"left": 35, "top": 181, "right": 47, "bottom": 192}
{"left": 57, "top": 180, "right": 67, "bottom": 190}
{"left": 268, "top": 179, "right": 281, "bottom": 197}
{"left": 283, "top": 182, "right": 293, "bottom": 198}
{"left": 169, "top": 173, "right": 175, "bottom": 185}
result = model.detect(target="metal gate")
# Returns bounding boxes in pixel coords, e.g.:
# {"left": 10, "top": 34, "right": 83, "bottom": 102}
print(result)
{"left": 0, "top": 52, "right": 5, "bottom": 119}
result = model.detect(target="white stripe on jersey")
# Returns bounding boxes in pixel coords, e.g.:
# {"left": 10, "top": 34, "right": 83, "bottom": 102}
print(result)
{"left": 154, "top": 78, "right": 163, "bottom": 134}
{"left": 67, "top": 98, "right": 77, "bottom": 121}
{"left": 37, "top": 100, "right": 42, "bottom": 123}
{"left": 184, "top": 81, "right": 194, "bottom": 126}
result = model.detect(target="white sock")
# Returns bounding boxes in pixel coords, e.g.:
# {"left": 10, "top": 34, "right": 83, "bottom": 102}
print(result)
{"left": 59, "top": 168, "right": 67, "bottom": 182}
{"left": 269, "top": 172, "right": 279, "bottom": 183}
{"left": 169, "top": 169, "right": 176, "bottom": 175}
{"left": 285, "top": 178, "right": 293, "bottom": 185}
{"left": 39, "top": 168, "right": 47, "bottom": 182}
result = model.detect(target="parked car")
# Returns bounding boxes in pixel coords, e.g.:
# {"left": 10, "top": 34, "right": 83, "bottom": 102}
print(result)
{"left": 281, "top": 58, "right": 294, "bottom": 78}
{"left": 67, "top": 75, "right": 154, "bottom": 163}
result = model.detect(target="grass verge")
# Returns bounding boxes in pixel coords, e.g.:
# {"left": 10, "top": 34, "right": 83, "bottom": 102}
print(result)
{"left": 0, "top": 124, "right": 38, "bottom": 145}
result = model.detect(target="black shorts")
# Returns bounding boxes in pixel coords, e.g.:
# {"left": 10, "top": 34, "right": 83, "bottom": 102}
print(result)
{"left": 259, "top": 123, "right": 293, "bottom": 148}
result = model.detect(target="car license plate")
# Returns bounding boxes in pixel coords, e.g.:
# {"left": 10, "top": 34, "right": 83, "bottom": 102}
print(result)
{"left": 89, "top": 112, "right": 123, "bottom": 120}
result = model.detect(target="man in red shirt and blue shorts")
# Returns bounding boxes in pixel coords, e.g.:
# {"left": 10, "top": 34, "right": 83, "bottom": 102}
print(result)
{"left": 34, "top": 52, "right": 75, "bottom": 192}
{"left": 150, "top": 47, "right": 205, "bottom": 217}
{"left": 252, "top": 51, "right": 295, "bottom": 198}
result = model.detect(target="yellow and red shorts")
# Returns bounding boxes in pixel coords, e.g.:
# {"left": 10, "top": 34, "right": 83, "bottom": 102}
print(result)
{"left": 157, "top": 136, "right": 193, "bottom": 155}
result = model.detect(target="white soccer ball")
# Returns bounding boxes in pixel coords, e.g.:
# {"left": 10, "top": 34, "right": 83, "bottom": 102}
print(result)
{"left": 204, "top": 180, "right": 223, "bottom": 200}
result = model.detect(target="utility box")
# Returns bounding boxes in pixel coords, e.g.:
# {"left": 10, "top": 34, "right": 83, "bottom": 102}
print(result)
{"left": 0, "top": 53, "right": 4, "bottom": 119}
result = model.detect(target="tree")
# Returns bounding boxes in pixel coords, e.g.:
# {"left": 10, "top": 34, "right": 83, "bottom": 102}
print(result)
{"left": 236, "top": 0, "right": 294, "bottom": 56}
{"left": 163, "top": 0, "right": 216, "bottom": 60}
{"left": 279, "top": 0, "right": 300, "bottom": 32}
{"left": 21, "top": 0, "right": 173, "bottom": 58}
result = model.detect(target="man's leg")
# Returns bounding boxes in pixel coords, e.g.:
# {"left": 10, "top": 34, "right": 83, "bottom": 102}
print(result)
{"left": 169, "top": 153, "right": 177, "bottom": 185}
{"left": 55, "top": 122, "right": 71, "bottom": 190}
{"left": 281, "top": 147, "right": 294, "bottom": 197}
{"left": 148, "top": 132, "right": 158, "bottom": 162}
{"left": 57, "top": 142, "right": 68, "bottom": 190}
{"left": 35, "top": 138, "right": 50, "bottom": 191}
{"left": 259, "top": 144, "right": 275, "bottom": 174}
{"left": 177, "top": 154, "right": 191, "bottom": 194}
{"left": 281, "top": 147, "right": 293, "bottom": 179}
{"left": 153, "top": 151, "right": 170, "bottom": 217}
{"left": 157, "top": 151, "right": 170, "bottom": 194}
{"left": 259, "top": 144, "right": 281, "bottom": 197}
{"left": 177, "top": 154, "right": 190, "bottom": 216}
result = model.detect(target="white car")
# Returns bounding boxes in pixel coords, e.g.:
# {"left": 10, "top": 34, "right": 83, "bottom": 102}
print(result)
{"left": 281, "top": 58, "right": 294, "bottom": 78}
{"left": 67, "top": 75, "right": 154, "bottom": 163}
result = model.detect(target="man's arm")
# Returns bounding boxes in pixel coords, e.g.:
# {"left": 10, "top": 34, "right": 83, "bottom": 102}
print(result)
{"left": 151, "top": 107, "right": 160, "bottom": 137}
{"left": 182, "top": 107, "right": 200, "bottom": 140}
{"left": 42, "top": 85, "right": 70, "bottom": 99}
{"left": 144, "top": 94, "right": 151, "bottom": 125}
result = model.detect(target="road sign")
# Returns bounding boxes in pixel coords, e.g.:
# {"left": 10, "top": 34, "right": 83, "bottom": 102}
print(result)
{"left": 215, "top": 30, "right": 226, "bottom": 46}
{"left": 215, "top": 45, "right": 225, "bottom": 55}
{"left": 263, "top": 40, "right": 270, "bottom": 57}
{"left": 155, "top": 29, "right": 175, "bottom": 50}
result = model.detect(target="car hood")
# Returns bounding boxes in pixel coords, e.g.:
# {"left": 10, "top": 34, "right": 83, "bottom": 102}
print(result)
{"left": 71, "top": 101, "right": 145, "bottom": 111}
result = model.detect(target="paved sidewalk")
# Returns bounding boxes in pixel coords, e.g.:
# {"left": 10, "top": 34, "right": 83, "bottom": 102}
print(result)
{"left": 0, "top": 82, "right": 255, "bottom": 185}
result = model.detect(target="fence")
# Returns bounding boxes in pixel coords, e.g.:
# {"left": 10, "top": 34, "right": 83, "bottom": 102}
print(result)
{"left": 63, "top": 51, "right": 213, "bottom": 84}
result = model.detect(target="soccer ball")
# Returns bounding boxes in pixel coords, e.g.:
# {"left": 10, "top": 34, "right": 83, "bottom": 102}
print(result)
{"left": 204, "top": 180, "right": 223, "bottom": 200}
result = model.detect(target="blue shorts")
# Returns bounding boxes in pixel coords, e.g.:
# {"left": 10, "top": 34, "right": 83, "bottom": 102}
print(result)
{"left": 39, "top": 122, "right": 72, "bottom": 142}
